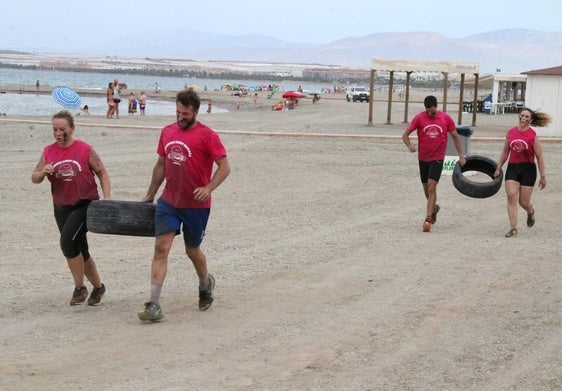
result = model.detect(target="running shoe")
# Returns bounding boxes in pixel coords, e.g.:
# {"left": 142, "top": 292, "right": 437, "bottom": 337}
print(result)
{"left": 431, "top": 204, "right": 440, "bottom": 224}
{"left": 527, "top": 210, "right": 535, "bottom": 228}
{"left": 505, "top": 228, "right": 517, "bottom": 238}
{"left": 422, "top": 217, "right": 432, "bottom": 232}
{"left": 87, "top": 283, "right": 106, "bottom": 306}
{"left": 199, "top": 274, "right": 215, "bottom": 311}
{"left": 138, "top": 301, "right": 164, "bottom": 321}
{"left": 70, "top": 286, "right": 88, "bottom": 306}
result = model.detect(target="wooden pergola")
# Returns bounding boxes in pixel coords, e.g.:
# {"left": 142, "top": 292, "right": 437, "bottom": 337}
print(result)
{"left": 367, "top": 59, "right": 480, "bottom": 127}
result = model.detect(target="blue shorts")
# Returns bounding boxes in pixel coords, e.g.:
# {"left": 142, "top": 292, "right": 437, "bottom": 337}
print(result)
{"left": 154, "top": 198, "right": 210, "bottom": 247}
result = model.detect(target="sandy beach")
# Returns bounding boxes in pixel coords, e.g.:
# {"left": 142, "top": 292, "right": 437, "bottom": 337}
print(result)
{"left": 1, "top": 90, "right": 561, "bottom": 390}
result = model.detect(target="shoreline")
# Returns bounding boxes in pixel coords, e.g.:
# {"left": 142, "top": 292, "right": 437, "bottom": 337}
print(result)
{"left": 2, "top": 83, "right": 561, "bottom": 142}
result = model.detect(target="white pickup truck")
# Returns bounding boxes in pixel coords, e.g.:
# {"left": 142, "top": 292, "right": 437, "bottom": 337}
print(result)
{"left": 346, "top": 86, "right": 370, "bottom": 102}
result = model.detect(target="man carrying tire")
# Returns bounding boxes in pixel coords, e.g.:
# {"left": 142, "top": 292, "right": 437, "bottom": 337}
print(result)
{"left": 402, "top": 95, "right": 466, "bottom": 232}
{"left": 138, "top": 89, "right": 230, "bottom": 321}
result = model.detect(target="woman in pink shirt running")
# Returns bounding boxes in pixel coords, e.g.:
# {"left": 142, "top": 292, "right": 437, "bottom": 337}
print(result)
{"left": 494, "top": 107, "right": 551, "bottom": 238}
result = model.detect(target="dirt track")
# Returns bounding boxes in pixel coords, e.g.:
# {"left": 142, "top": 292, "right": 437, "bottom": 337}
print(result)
{"left": 1, "top": 95, "right": 561, "bottom": 390}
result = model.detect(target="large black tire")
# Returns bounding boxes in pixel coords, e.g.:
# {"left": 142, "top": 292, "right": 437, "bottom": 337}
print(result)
{"left": 87, "top": 200, "right": 156, "bottom": 237}
{"left": 452, "top": 155, "right": 503, "bottom": 198}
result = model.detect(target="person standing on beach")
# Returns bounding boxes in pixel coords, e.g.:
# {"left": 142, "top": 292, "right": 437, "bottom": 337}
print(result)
{"left": 138, "top": 91, "right": 147, "bottom": 116}
{"left": 402, "top": 95, "right": 466, "bottom": 232}
{"left": 113, "top": 79, "right": 121, "bottom": 119}
{"left": 128, "top": 92, "right": 137, "bottom": 115}
{"left": 493, "top": 108, "right": 550, "bottom": 238}
{"left": 31, "top": 110, "right": 110, "bottom": 306}
{"left": 106, "top": 81, "right": 115, "bottom": 118}
{"left": 138, "top": 89, "right": 230, "bottom": 321}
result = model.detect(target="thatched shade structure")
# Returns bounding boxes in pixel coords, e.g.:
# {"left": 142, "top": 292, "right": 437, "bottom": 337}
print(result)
{"left": 368, "top": 59, "right": 480, "bottom": 126}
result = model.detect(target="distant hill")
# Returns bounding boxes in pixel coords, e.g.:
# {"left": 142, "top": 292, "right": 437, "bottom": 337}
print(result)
{"left": 7, "top": 29, "right": 562, "bottom": 74}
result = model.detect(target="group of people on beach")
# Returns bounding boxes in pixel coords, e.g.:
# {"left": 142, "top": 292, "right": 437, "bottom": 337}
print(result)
{"left": 106, "top": 78, "right": 146, "bottom": 118}
{"left": 31, "top": 90, "right": 549, "bottom": 321}
{"left": 32, "top": 89, "right": 230, "bottom": 320}
{"left": 402, "top": 95, "right": 549, "bottom": 237}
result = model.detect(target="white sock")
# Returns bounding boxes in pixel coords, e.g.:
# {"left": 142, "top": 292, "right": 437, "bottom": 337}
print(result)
{"left": 150, "top": 283, "right": 162, "bottom": 304}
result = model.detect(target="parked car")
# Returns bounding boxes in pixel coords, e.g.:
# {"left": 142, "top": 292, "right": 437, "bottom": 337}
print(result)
{"left": 346, "top": 86, "right": 370, "bottom": 102}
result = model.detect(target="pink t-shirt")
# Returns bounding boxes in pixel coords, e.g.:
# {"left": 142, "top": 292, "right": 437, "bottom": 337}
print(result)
{"left": 507, "top": 126, "right": 537, "bottom": 164}
{"left": 407, "top": 111, "right": 456, "bottom": 161}
{"left": 43, "top": 139, "right": 99, "bottom": 205}
{"left": 157, "top": 121, "right": 227, "bottom": 208}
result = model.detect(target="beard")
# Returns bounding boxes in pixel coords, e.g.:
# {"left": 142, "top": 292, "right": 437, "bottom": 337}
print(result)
{"left": 177, "top": 117, "right": 196, "bottom": 129}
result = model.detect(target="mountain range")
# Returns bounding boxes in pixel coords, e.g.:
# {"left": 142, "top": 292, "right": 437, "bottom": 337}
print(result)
{"left": 30, "top": 28, "right": 562, "bottom": 74}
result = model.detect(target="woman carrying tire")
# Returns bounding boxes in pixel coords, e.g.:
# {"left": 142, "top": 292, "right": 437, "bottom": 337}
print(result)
{"left": 494, "top": 108, "right": 551, "bottom": 238}
{"left": 31, "top": 110, "right": 111, "bottom": 305}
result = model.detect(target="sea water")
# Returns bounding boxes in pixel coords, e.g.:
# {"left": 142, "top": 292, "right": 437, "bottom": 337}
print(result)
{"left": 0, "top": 67, "right": 325, "bottom": 116}
{"left": 0, "top": 92, "right": 228, "bottom": 116}
{"left": 0, "top": 68, "right": 236, "bottom": 92}
{"left": 0, "top": 68, "right": 322, "bottom": 92}
{"left": 0, "top": 68, "right": 229, "bottom": 116}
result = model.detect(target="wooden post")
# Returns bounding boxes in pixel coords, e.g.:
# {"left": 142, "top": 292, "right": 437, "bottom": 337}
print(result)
{"left": 442, "top": 72, "right": 448, "bottom": 112}
{"left": 386, "top": 71, "right": 394, "bottom": 124}
{"left": 368, "top": 69, "right": 375, "bottom": 126}
{"left": 472, "top": 73, "right": 479, "bottom": 127}
{"left": 458, "top": 73, "right": 465, "bottom": 125}
{"left": 403, "top": 71, "right": 412, "bottom": 123}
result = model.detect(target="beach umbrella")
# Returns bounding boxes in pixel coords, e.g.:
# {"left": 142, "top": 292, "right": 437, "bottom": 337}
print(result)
{"left": 282, "top": 91, "right": 305, "bottom": 99}
{"left": 221, "top": 83, "right": 238, "bottom": 90}
{"left": 52, "top": 86, "right": 81, "bottom": 109}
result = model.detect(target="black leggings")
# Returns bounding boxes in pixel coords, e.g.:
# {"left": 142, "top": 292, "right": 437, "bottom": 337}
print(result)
{"left": 53, "top": 200, "right": 91, "bottom": 260}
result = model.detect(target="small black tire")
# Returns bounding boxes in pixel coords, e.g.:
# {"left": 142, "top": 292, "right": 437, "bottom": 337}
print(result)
{"left": 87, "top": 200, "right": 156, "bottom": 237}
{"left": 452, "top": 155, "right": 503, "bottom": 199}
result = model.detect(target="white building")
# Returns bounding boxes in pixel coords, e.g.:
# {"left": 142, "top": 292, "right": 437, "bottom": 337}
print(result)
{"left": 490, "top": 73, "right": 527, "bottom": 114}
{"left": 522, "top": 65, "right": 562, "bottom": 138}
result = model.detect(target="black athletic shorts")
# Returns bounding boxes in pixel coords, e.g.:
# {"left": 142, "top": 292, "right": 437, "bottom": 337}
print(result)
{"left": 505, "top": 162, "right": 537, "bottom": 187}
{"left": 418, "top": 160, "right": 444, "bottom": 183}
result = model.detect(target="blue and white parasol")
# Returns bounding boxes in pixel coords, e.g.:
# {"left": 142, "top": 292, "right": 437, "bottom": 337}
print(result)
{"left": 52, "top": 86, "right": 81, "bottom": 109}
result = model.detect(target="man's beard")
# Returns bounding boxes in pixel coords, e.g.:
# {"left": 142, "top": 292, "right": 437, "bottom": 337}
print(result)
{"left": 177, "top": 117, "right": 195, "bottom": 129}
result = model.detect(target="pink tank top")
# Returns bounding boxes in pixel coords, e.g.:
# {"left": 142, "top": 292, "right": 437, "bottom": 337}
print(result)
{"left": 43, "top": 140, "right": 99, "bottom": 205}
{"left": 507, "top": 127, "right": 536, "bottom": 164}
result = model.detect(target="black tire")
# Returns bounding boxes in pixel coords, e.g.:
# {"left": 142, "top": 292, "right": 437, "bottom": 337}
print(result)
{"left": 452, "top": 155, "right": 503, "bottom": 198}
{"left": 87, "top": 200, "right": 156, "bottom": 237}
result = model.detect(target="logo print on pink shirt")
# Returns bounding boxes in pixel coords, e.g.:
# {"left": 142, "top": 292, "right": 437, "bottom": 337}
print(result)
{"left": 423, "top": 124, "right": 443, "bottom": 138}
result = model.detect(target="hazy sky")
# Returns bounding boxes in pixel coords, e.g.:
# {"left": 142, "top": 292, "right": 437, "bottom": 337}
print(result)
{"left": 4, "top": 0, "right": 561, "bottom": 49}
